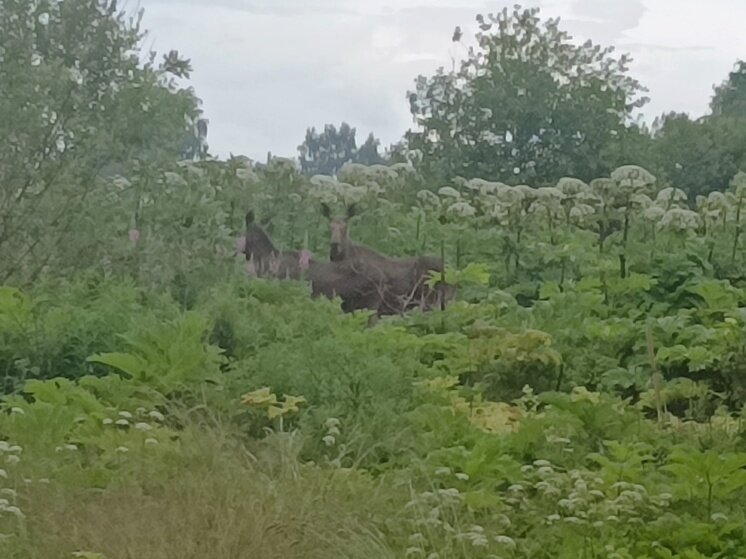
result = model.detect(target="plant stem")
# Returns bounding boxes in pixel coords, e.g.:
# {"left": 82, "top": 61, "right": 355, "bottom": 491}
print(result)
{"left": 732, "top": 195, "right": 743, "bottom": 264}
{"left": 646, "top": 324, "right": 664, "bottom": 423}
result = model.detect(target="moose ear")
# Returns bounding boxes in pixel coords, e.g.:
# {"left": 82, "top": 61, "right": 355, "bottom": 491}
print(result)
{"left": 321, "top": 203, "right": 332, "bottom": 219}
{"left": 346, "top": 204, "right": 357, "bottom": 219}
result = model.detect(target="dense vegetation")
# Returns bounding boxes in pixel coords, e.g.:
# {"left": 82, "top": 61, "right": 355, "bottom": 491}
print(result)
{"left": 3, "top": 2, "right": 746, "bottom": 558}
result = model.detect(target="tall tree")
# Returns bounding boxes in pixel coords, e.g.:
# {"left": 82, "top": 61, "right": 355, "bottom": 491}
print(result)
{"left": 180, "top": 117, "right": 210, "bottom": 161}
{"left": 405, "top": 5, "right": 648, "bottom": 185}
{"left": 650, "top": 113, "right": 739, "bottom": 197}
{"left": 298, "top": 123, "right": 358, "bottom": 175}
{"left": 711, "top": 60, "right": 746, "bottom": 118}
{"left": 647, "top": 61, "right": 746, "bottom": 197}
{"left": 355, "top": 132, "right": 385, "bottom": 166}
{"left": 0, "top": 0, "right": 203, "bottom": 280}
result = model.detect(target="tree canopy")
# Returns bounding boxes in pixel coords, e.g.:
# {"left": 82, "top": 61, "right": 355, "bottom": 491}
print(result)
{"left": 298, "top": 123, "right": 384, "bottom": 175}
{"left": 711, "top": 60, "right": 746, "bottom": 118}
{"left": 645, "top": 60, "right": 746, "bottom": 198}
{"left": 0, "top": 0, "right": 203, "bottom": 279}
{"left": 404, "top": 6, "right": 648, "bottom": 185}
{"left": 298, "top": 122, "right": 357, "bottom": 176}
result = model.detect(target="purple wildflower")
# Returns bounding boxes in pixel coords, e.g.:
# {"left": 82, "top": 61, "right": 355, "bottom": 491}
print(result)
{"left": 235, "top": 235, "right": 247, "bottom": 254}
{"left": 299, "top": 249, "right": 312, "bottom": 269}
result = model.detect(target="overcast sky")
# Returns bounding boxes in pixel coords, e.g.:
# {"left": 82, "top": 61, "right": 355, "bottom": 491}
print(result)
{"left": 137, "top": 0, "right": 746, "bottom": 161}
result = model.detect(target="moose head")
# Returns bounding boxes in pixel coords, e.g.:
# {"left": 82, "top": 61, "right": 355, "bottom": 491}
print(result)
{"left": 321, "top": 203, "right": 357, "bottom": 262}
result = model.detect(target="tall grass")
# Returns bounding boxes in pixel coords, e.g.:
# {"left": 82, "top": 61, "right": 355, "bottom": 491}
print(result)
{"left": 4, "top": 429, "right": 397, "bottom": 559}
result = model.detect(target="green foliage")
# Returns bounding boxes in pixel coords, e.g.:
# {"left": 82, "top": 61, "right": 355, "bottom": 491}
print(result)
{"left": 406, "top": 6, "right": 648, "bottom": 184}
{"left": 5, "top": 3, "right": 746, "bottom": 556}
{"left": 711, "top": 60, "right": 746, "bottom": 118}
{"left": 664, "top": 447, "right": 746, "bottom": 519}
{"left": 650, "top": 112, "right": 746, "bottom": 197}
{"left": 0, "top": 278, "right": 179, "bottom": 392}
{"left": 88, "top": 311, "right": 224, "bottom": 396}
{"left": 298, "top": 122, "right": 358, "bottom": 176}
{"left": 298, "top": 123, "right": 386, "bottom": 176}
{"left": 1, "top": 271, "right": 746, "bottom": 556}
{"left": 0, "top": 0, "right": 203, "bottom": 283}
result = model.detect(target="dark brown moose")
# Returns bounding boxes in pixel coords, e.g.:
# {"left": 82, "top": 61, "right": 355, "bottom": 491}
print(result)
{"left": 320, "top": 203, "right": 454, "bottom": 313}
{"left": 241, "top": 212, "right": 421, "bottom": 316}
{"left": 243, "top": 211, "right": 308, "bottom": 280}
{"left": 322, "top": 203, "right": 387, "bottom": 263}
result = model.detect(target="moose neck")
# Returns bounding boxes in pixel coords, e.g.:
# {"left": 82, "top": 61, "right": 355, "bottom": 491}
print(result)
{"left": 246, "top": 224, "right": 279, "bottom": 261}
{"left": 329, "top": 228, "right": 354, "bottom": 261}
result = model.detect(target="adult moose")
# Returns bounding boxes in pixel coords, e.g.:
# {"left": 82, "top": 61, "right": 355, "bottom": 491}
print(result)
{"left": 322, "top": 203, "right": 386, "bottom": 263}
{"left": 320, "top": 203, "right": 454, "bottom": 313}
{"left": 242, "top": 210, "right": 308, "bottom": 280}
{"left": 240, "top": 211, "right": 401, "bottom": 316}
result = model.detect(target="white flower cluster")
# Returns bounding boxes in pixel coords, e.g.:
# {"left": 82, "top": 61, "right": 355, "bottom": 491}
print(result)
{"left": 0, "top": 441, "right": 24, "bottom": 522}
{"left": 308, "top": 175, "right": 367, "bottom": 205}
{"left": 322, "top": 417, "right": 340, "bottom": 447}
{"left": 401, "top": 472, "right": 516, "bottom": 557}
{"left": 657, "top": 208, "right": 701, "bottom": 232}
{"left": 99, "top": 407, "right": 166, "bottom": 450}
{"left": 508, "top": 456, "right": 671, "bottom": 539}
{"left": 610, "top": 165, "right": 656, "bottom": 190}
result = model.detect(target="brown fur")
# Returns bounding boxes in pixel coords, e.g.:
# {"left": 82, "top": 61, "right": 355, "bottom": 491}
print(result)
{"left": 243, "top": 212, "right": 309, "bottom": 280}
{"left": 320, "top": 205, "right": 455, "bottom": 313}
{"left": 321, "top": 203, "right": 388, "bottom": 263}
{"left": 308, "top": 259, "right": 387, "bottom": 314}
{"left": 243, "top": 212, "right": 404, "bottom": 315}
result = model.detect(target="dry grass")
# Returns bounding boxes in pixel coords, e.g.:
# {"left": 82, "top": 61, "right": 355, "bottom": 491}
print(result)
{"left": 5, "top": 430, "right": 398, "bottom": 559}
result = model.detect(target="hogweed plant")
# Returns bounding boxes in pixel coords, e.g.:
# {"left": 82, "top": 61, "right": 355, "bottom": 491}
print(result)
{"left": 0, "top": 440, "right": 25, "bottom": 540}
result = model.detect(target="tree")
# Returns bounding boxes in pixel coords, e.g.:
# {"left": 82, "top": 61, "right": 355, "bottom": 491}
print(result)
{"left": 298, "top": 124, "right": 388, "bottom": 174}
{"left": 355, "top": 133, "right": 385, "bottom": 166}
{"left": 711, "top": 60, "right": 746, "bottom": 118}
{"left": 404, "top": 5, "right": 648, "bottom": 185}
{"left": 0, "top": 0, "right": 203, "bottom": 281}
{"left": 298, "top": 123, "right": 358, "bottom": 175}
{"left": 649, "top": 113, "right": 744, "bottom": 198}
{"left": 180, "top": 117, "right": 210, "bottom": 161}
{"left": 646, "top": 61, "right": 746, "bottom": 198}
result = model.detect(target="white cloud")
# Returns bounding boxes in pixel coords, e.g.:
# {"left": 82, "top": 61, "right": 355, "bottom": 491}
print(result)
{"left": 622, "top": 0, "right": 746, "bottom": 120}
